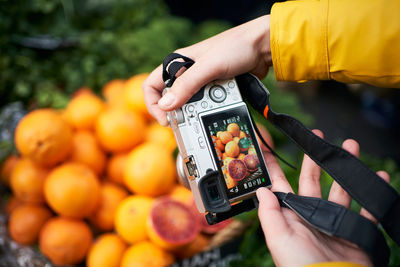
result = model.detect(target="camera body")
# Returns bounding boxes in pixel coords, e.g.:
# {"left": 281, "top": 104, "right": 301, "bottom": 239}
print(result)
{"left": 166, "top": 78, "right": 271, "bottom": 215}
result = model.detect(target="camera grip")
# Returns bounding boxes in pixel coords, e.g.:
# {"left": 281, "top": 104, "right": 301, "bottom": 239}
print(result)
{"left": 205, "top": 197, "right": 259, "bottom": 225}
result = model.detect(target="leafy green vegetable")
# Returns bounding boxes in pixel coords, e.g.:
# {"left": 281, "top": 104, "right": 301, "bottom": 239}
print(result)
{"left": 0, "top": 0, "right": 230, "bottom": 110}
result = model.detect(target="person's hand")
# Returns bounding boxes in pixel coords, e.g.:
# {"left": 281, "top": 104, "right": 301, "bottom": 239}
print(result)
{"left": 142, "top": 15, "right": 272, "bottom": 126}
{"left": 257, "top": 129, "right": 390, "bottom": 267}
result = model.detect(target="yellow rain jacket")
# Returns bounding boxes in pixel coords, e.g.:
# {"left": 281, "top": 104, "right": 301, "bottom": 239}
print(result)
{"left": 270, "top": 0, "right": 400, "bottom": 88}
{"left": 270, "top": 1, "right": 398, "bottom": 266}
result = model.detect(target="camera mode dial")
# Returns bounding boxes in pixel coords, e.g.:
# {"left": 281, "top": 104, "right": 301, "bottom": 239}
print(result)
{"left": 209, "top": 85, "right": 227, "bottom": 103}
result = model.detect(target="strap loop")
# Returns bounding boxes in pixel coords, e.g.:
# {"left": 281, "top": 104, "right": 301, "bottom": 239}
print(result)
{"left": 162, "top": 53, "right": 194, "bottom": 87}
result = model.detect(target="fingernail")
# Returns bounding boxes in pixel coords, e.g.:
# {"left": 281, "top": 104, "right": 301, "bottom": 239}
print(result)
{"left": 256, "top": 188, "right": 263, "bottom": 199}
{"left": 158, "top": 93, "right": 175, "bottom": 108}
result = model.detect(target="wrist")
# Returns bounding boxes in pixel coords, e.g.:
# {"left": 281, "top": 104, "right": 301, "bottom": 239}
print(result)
{"left": 252, "top": 15, "right": 272, "bottom": 67}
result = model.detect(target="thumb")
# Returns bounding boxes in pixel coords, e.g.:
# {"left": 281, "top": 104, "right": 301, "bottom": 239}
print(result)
{"left": 158, "top": 60, "right": 226, "bottom": 111}
{"left": 257, "top": 188, "right": 290, "bottom": 243}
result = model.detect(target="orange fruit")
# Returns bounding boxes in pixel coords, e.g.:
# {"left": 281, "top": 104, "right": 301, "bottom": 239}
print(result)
{"left": 102, "top": 79, "right": 126, "bottom": 107}
{"left": 225, "top": 141, "right": 240, "bottom": 158}
{"left": 223, "top": 171, "right": 237, "bottom": 189}
{"left": 10, "top": 158, "right": 48, "bottom": 203}
{"left": 233, "top": 136, "right": 240, "bottom": 143}
{"left": 69, "top": 130, "right": 107, "bottom": 175}
{"left": 238, "top": 153, "right": 246, "bottom": 161}
{"left": 89, "top": 182, "right": 129, "bottom": 231}
{"left": 72, "top": 87, "right": 93, "bottom": 98}
{"left": 1, "top": 155, "right": 20, "bottom": 186}
{"left": 248, "top": 144, "right": 257, "bottom": 155}
{"left": 168, "top": 185, "right": 194, "bottom": 206}
{"left": 145, "top": 122, "right": 177, "bottom": 152}
{"left": 123, "top": 73, "right": 151, "bottom": 119}
{"left": 147, "top": 197, "right": 200, "bottom": 251}
{"left": 239, "top": 131, "right": 247, "bottom": 139}
{"left": 87, "top": 233, "right": 127, "bottom": 267}
{"left": 15, "top": 109, "right": 73, "bottom": 166}
{"left": 95, "top": 108, "right": 145, "bottom": 152}
{"left": 44, "top": 163, "right": 100, "bottom": 218}
{"left": 124, "top": 143, "right": 176, "bottom": 196}
{"left": 106, "top": 152, "right": 129, "bottom": 185}
{"left": 222, "top": 157, "right": 237, "bottom": 189}
{"left": 64, "top": 91, "right": 105, "bottom": 130}
{"left": 115, "top": 195, "right": 153, "bottom": 244}
{"left": 39, "top": 217, "right": 93, "bottom": 266}
{"left": 227, "top": 123, "right": 240, "bottom": 137}
{"left": 219, "top": 131, "right": 233, "bottom": 144}
{"left": 216, "top": 139, "right": 225, "bottom": 152}
{"left": 8, "top": 203, "right": 52, "bottom": 245}
{"left": 121, "top": 241, "right": 174, "bottom": 267}
{"left": 5, "top": 196, "right": 23, "bottom": 214}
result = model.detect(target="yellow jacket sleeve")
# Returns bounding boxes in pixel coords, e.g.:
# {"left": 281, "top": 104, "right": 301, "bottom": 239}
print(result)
{"left": 270, "top": 0, "right": 400, "bottom": 88}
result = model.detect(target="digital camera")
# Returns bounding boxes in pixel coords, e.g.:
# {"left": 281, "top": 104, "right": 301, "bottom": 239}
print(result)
{"left": 165, "top": 78, "right": 272, "bottom": 222}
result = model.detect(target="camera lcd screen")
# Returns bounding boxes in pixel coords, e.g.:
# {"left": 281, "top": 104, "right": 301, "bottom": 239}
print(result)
{"left": 201, "top": 105, "right": 271, "bottom": 200}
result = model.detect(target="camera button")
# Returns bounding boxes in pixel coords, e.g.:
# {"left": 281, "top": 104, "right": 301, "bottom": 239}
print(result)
{"left": 193, "top": 122, "right": 201, "bottom": 134}
{"left": 209, "top": 85, "right": 227, "bottom": 103}
{"left": 198, "top": 136, "right": 206, "bottom": 149}
{"left": 228, "top": 81, "right": 235, "bottom": 88}
{"left": 186, "top": 105, "right": 196, "bottom": 118}
{"left": 201, "top": 101, "right": 208, "bottom": 109}
{"left": 214, "top": 89, "right": 223, "bottom": 98}
{"left": 187, "top": 104, "right": 195, "bottom": 113}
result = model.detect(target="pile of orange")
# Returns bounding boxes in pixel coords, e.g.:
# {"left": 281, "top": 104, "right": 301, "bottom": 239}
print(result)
{"left": 214, "top": 122, "right": 250, "bottom": 160}
{"left": 0, "top": 73, "right": 233, "bottom": 267}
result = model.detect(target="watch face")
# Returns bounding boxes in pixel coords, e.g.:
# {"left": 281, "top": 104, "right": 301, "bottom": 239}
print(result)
{"left": 201, "top": 105, "right": 271, "bottom": 200}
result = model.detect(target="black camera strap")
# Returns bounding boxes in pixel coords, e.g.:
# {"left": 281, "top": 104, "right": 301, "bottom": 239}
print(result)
{"left": 162, "top": 54, "right": 399, "bottom": 266}
{"left": 274, "top": 192, "right": 390, "bottom": 267}
{"left": 236, "top": 73, "right": 400, "bottom": 245}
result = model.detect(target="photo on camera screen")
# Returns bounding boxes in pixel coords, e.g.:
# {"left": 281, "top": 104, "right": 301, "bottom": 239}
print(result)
{"left": 202, "top": 105, "right": 271, "bottom": 200}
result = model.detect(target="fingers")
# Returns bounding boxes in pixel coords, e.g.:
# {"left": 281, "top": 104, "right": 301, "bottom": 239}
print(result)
{"left": 256, "top": 123, "right": 274, "bottom": 152}
{"left": 359, "top": 170, "right": 391, "bottom": 223}
{"left": 144, "top": 56, "right": 227, "bottom": 124}
{"left": 328, "top": 139, "right": 360, "bottom": 208}
{"left": 142, "top": 65, "right": 169, "bottom": 125}
{"left": 263, "top": 151, "right": 293, "bottom": 193}
{"left": 298, "top": 130, "right": 324, "bottom": 197}
{"left": 158, "top": 56, "right": 228, "bottom": 111}
{"left": 256, "top": 187, "right": 291, "bottom": 242}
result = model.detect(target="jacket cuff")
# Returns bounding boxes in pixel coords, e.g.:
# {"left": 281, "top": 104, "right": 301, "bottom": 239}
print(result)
{"left": 270, "top": 0, "right": 330, "bottom": 81}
